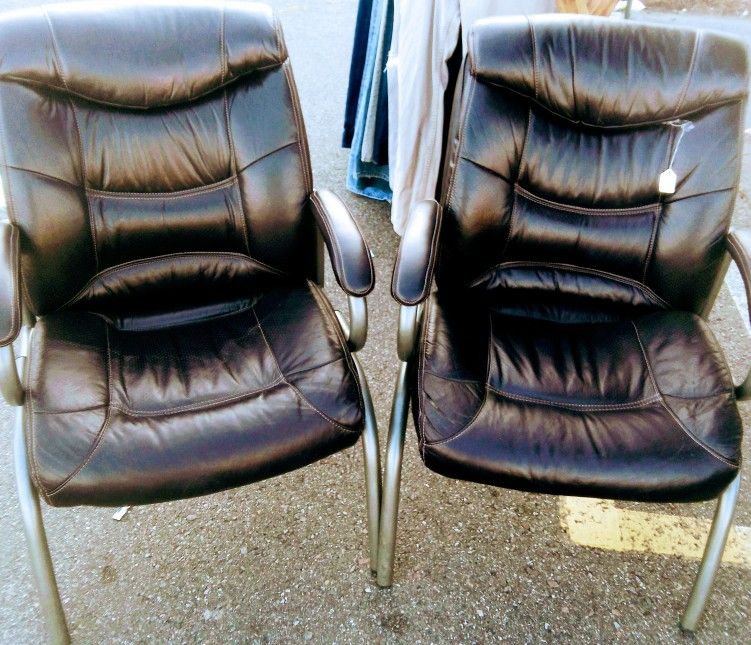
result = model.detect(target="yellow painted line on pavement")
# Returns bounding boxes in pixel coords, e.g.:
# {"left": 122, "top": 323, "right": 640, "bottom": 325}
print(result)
{"left": 559, "top": 497, "right": 751, "bottom": 568}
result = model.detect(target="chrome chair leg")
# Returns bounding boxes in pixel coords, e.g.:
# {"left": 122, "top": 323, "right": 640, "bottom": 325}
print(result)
{"left": 376, "top": 361, "right": 410, "bottom": 588}
{"left": 680, "top": 474, "right": 741, "bottom": 631}
{"left": 352, "top": 354, "right": 381, "bottom": 573}
{"left": 14, "top": 406, "right": 70, "bottom": 644}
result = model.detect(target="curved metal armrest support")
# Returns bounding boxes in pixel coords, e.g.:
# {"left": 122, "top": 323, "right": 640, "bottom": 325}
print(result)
{"left": 392, "top": 200, "right": 442, "bottom": 307}
{"left": 726, "top": 229, "right": 751, "bottom": 400}
{"left": 397, "top": 304, "right": 422, "bottom": 362}
{"left": 310, "top": 189, "right": 375, "bottom": 298}
{"left": 0, "top": 342, "right": 24, "bottom": 406}
{"left": 334, "top": 295, "right": 368, "bottom": 353}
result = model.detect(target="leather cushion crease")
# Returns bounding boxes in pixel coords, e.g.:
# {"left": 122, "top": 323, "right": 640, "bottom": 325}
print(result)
{"left": 0, "top": 2, "right": 369, "bottom": 506}
{"left": 412, "top": 16, "right": 749, "bottom": 502}
{"left": 27, "top": 282, "right": 363, "bottom": 507}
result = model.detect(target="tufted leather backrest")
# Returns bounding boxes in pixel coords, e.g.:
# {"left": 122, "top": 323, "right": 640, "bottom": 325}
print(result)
{"left": 439, "top": 16, "right": 749, "bottom": 320}
{"left": 0, "top": 1, "right": 316, "bottom": 318}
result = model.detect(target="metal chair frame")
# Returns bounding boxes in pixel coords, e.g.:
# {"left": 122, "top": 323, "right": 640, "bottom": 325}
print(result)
{"left": 4, "top": 292, "right": 381, "bottom": 645}
{"left": 376, "top": 301, "right": 742, "bottom": 632}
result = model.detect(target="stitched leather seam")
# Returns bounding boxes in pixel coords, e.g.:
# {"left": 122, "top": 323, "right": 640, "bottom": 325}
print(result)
{"left": 87, "top": 176, "right": 238, "bottom": 200}
{"left": 114, "top": 377, "right": 285, "bottom": 417}
{"left": 518, "top": 108, "right": 533, "bottom": 187}
{"left": 58, "top": 251, "right": 284, "bottom": 311}
{"left": 237, "top": 141, "right": 299, "bottom": 175}
{"left": 675, "top": 31, "right": 700, "bottom": 117}
{"left": 528, "top": 17, "right": 539, "bottom": 100}
{"left": 663, "top": 389, "right": 735, "bottom": 402}
{"left": 307, "top": 280, "right": 366, "bottom": 416}
{"left": 47, "top": 323, "right": 112, "bottom": 498}
{"left": 253, "top": 303, "right": 359, "bottom": 434}
{"left": 0, "top": 225, "right": 20, "bottom": 345}
{"left": 487, "top": 385, "right": 661, "bottom": 412}
{"left": 283, "top": 62, "right": 313, "bottom": 192}
{"left": 631, "top": 320, "right": 738, "bottom": 468}
{"left": 665, "top": 186, "right": 735, "bottom": 203}
{"left": 423, "top": 311, "right": 493, "bottom": 448}
{"left": 642, "top": 208, "right": 659, "bottom": 283}
{"left": 515, "top": 184, "right": 660, "bottom": 216}
{"left": 273, "top": 12, "right": 286, "bottom": 61}
{"left": 446, "top": 75, "right": 476, "bottom": 211}
{"left": 479, "top": 80, "right": 745, "bottom": 130}
{"left": 44, "top": 8, "right": 97, "bottom": 270}
{"left": 417, "top": 297, "right": 431, "bottom": 458}
{"left": 220, "top": 1, "right": 227, "bottom": 85}
{"left": 568, "top": 23, "right": 577, "bottom": 117}
{"left": 470, "top": 261, "right": 671, "bottom": 309}
{"left": 458, "top": 156, "right": 513, "bottom": 184}
{"left": 27, "top": 327, "right": 51, "bottom": 503}
{"left": 223, "top": 88, "right": 252, "bottom": 255}
{"left": 393, "top": 204, "right": 442, "bottom": 305}
{"left": 34, "top": 403, "right": 107, "bottom": 415}
{"left": 311, "top": 192, "right": 373, "bottom": 296}
{"left": 0, "top": 61, "right": 287, "bottom": 110}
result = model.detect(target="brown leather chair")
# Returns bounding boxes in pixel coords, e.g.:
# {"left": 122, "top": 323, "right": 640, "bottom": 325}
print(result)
{"left": 0, "top": 2, "right": 380, "bottom": 642}
{"left": 378, "top": 15, "right": 749, "bottom": 631}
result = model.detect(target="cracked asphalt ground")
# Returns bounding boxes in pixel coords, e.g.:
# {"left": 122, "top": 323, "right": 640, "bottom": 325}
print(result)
{"left": 1, "top": 1, "right": 750, "bottom": 643}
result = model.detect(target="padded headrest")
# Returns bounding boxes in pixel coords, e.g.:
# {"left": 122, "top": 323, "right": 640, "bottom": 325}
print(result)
{"left": 0, "top": 0, "right": 286, "bottom": 109}
{"left": 469, "top": 14, "right": 749, "bottom": 127}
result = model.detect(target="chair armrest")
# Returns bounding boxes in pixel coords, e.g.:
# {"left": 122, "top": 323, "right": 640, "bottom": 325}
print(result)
{"left": 391, "top": 200, "right": 442, "bottom": 306}
{"left": 0, "top": 221, "right": 21, "bottom": 348}
{"left": 726, "top": 229, "right": 751, "bottom": 400}
{"left": 0, "top": 221, "right": 25, "bottom": 405}
{"left": 310, "top": 189, "right": 375, "bottom": 297}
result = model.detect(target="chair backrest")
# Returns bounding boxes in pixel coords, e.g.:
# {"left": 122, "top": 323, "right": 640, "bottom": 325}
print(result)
{"left": 0, "top": 0, "right": 317, "bottom": 320}
{"left": 438, "top": 15, "right": 749, "bottom": 321}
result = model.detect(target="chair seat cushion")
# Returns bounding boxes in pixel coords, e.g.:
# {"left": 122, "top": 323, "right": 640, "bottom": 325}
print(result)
{"left": 27, "top": 282, "right": 363, "bottom": 507}
{"left": 414, "top": 295, "right": 742, "bottom": 502}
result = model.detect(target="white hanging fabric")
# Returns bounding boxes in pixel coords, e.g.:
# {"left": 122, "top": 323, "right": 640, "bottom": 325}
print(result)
{"left": 387, "top": 0, "right": 557, "bottom": 234}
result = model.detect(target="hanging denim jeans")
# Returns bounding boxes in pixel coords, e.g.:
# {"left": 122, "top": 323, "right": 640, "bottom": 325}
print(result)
{"left": 345, "top": 0, "right": 392, "bottom": 201}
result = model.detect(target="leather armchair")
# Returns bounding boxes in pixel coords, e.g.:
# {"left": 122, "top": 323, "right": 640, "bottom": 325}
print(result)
{"left": 378, "top": 15, "right": 749, "bottom": 632}
{"left": 0, "top": 3, "right": 379, "bottom": 642}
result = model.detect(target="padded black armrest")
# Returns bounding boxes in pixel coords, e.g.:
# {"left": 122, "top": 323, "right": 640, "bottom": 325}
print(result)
{"left": 391, "top": 200, "right": 442, "bottom": 306}
{"left": 726, "top": 229, "right": 751, "bottom": 400}
{"left": 0, "top": 221, "right": 21, "bottom": 347}
{"left": 310, "top": 190, "right": 375, "bottom": 297}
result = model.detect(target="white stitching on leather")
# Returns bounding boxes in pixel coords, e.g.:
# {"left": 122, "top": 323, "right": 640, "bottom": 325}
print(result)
{"left": 48, "top": 321, "right": 113, "bottom": 498}
{"left": 515, "top": 184, "right": 661, "bottom": 216}
{"left": 422, "top": 310, "right": 492, "bottom": 448}
{"left": 252, "top": 303, "right": 358, "bottom": 434}
{"left": 44, "top": 8, "right": 98, "bottom": 270}
{"left": 470, "top": 260, "right": 672, "bottom": 309}
{"left": 447, "top": 76, "right": 476, "bottom": 212}
{"left": 528, "top": 17, "right": 539, "bottom": 100}
{"left": 675, "top": 31, "right": 701, "bottom": 117}
{"left": 631, "top": 320, "right": 738, "bottom": 468}
{"left": 487, "top": 385, "right": 662, "bottom": 412}
{"left": 283, "top": 62, "right": 313, "bottom": 192}
{"left": 87, "top": 176, "right": 238, "bottom": 200}
{"left": 58, "top": 251, "right": 285, "bottom": 311}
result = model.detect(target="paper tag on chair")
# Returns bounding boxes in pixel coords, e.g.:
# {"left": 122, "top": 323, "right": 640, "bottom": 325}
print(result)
{"left": 658, "top": 168, "right": 677, "bottom": 195}
{"left": 659, "top": 120, "right": 694, "bottom": 195}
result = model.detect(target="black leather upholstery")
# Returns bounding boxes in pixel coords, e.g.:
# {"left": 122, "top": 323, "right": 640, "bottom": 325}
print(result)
{"left": 27, "top": 283, "right": 362, "bottom": 507}
{"left": 0, "top": 221, "right": 20, "bottom": 347}
{"left": 311, "top": 189, "right": 375, "bottom": 296}
{"left": 392, "top": 200, "right": 442, "bottom": 306}
{"left": 0, "top": 1, "right": 371, "bottom": 507}
{"left": 404, "top": 16, "right": 748, "bottom": 502}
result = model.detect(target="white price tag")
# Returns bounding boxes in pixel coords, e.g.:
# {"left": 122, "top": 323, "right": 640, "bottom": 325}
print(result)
{"left": 658, "top": 168, "right": 677, "bottom": 195}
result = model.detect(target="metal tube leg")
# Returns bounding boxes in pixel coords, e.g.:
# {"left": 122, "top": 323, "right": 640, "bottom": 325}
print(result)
{"left": 352, "top": 354, "right": 381, "bottom": 573}
{"left": 376, "top": 361, "right": 410, "bottom": 588}
{"left": 14, "top": 406, "right": 70, "bottom": 644}
{"left": 680, "top": 474, "right": 741, "bottom": 631}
